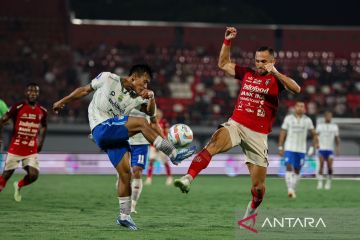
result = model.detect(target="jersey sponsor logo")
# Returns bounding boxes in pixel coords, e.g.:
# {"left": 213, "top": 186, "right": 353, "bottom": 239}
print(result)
{"left": 243, "top": 84, "right": 269, "bottom": 94}
{"left": 265, "top": 79, "right": 271, "bottom": 85}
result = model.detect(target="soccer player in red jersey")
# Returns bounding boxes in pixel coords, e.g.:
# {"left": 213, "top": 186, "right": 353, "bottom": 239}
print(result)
{"left": 174, "top": 27, "right": 301, "bottom": 224}
{"left": 0, "top": 83, "right": 47, "bottom": 202}
{"left": 145, "top": 109, "right": 173, "bottom": 186}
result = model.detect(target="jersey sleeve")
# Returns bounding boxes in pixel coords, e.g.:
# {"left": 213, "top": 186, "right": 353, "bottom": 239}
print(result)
{"left": 281, "top": 116, "right": 290, "bottom": 130}
{"left": 335, "top": 124, "right": 340, "bottom": 136}
{"left": 40, "top": 107, "right": 48, "bottom": 127}
{"left": 90, "top": 72, "right": 110, "bottom": 90}
{"left": 316, "top": 124, "right": 321, "bottom": 133}
{"left": 5, "top": 103, "right": 23, "bottom": 121}
{"left": 234, "top": 65, "right": 251, "bottom": 80}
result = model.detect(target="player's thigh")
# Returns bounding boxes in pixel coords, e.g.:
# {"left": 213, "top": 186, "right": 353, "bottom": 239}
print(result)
{"left": 4, "top": 153, "right": 22, "bottom": 171}
{"left": 125, "top": 116, "right": 149, "bottom": 136}
{"left": 205, "top": 127, "right": 233, "bottom": 155}
{"left": 22, "top": 154, "right": 40, "bottom": 172}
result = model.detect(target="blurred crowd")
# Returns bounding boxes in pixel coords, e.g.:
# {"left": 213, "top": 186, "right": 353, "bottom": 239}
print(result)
{"left": 1, "top": 38, "right": 360, "bottom": 127}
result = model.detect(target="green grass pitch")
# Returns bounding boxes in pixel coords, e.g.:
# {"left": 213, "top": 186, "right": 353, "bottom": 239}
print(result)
{"left": 0, "top": 175, "right": 359, "bottom": 240}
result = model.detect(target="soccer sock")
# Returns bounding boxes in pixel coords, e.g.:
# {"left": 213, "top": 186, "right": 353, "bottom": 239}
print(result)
{"left": 119, "top": 196, "right": 131, "bottom": 220}
{"left": 147, "top": 161, "right": 153, "bottom": 178}
{"left": 285, "top": 171, "right": 292, "bottom": 190}
{"left": 18, "top": 175, "right": 31, "bottom": 189}
{"left": 153, "top": 136, "right": 177, "bottom": 159}
{"left": 131, "top": 179, "right": 143, "bottom": 205}
{"left": 0, "top": 176, "right": 7, "bottom": 191}
{"left": 164, "top": 162, "right": 171, "bottom": 176}
{"left": 251, "top": 186, "right": 265, "bottom": 209}
{"left": 292, "top": 173, "right": 300, "bottom": 190}
{"left": 187, "top": 149, "right": 212, "bottom": 179}
{"left": 317, "top": 174, "right": 324, "bottom": 184}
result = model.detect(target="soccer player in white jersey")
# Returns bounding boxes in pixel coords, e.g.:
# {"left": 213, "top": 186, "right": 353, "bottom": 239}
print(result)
{"left": 53, "top": 64, "right": 196, "bottom": 230}
{"left": 278, "top": 101, "right": 319, "bottom": 198}
{"left": 316, "top": 111, "right": 340, "bottom": 190}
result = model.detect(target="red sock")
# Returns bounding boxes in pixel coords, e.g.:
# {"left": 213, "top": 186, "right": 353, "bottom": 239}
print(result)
{"left": 147, "top": 161, "right": 153, "bottom": 178}
{"left": 18, "top": 176, "right": 31, "bottom": 189}
{"left": 251, "top": 186, "right": 265, "bottom": 209}
{"left": 187, "top": 149, "right": 212, "bottom": 179}
{"left": 0, "top": 176, "right": 7, "bottom": 191}
{"left": 164, "top": 162, "right": 171, "bottom": 176}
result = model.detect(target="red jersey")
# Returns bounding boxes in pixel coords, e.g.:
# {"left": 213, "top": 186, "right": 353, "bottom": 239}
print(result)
{"left": 231, "top": 65, "right": 284, "bottom": 134}
{"left": 6, "top": 102, "right": 47, "bottom": 156}
{"left": 158, "top": 118, "right": 169, "bottom": 137}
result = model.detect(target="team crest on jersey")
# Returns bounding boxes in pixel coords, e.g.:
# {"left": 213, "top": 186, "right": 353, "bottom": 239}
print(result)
{"left": 265, "top": 79, "right": 271, "bottom": 85}
{"left": 118, "top": 95, "right": 124, "bottom": 101}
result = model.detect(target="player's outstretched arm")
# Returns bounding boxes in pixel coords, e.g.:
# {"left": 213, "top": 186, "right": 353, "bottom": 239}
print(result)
{"left": 218, "top": 27, "right": 237, "bottom": 76}
{"left": 53, "top": 84, "right": 94, "bottom": 113}
{"left": 264, "top": 63, "right": 301, "bottom": 94}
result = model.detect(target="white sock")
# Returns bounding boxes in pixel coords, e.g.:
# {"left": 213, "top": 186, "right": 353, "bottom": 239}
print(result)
{"left": 285, "top": 171, "right": 292, "bottom": 190}
{"left": 153, "top": 136, "right": 177, "bottom": 158}
{"left": 118, "top": 196, "right": 131, "bottom": 220}
{"left": 131, "top": 178, "right": 143, "bottom": 205}
{"left": 317, "top": 174, "right": 323, "bottom": 183}
{"left": 292, "top": 173, "right": 300, "bottom": 190}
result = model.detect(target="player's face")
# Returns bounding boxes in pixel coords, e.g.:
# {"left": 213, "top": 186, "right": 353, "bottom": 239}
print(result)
{"left": 131, "top": 73, "right": 151, "bottom": 95}
{"left": 294, "top": 102, "right": 305, "bottom": 115}
{"left": 255, "top": 50, "right": 275, "bottom": 75}
{"left": 25, "top": 85, "right": 40, "bottom": 103}
{"left": 325, "top": 112, "right": 332, "bottom": 123}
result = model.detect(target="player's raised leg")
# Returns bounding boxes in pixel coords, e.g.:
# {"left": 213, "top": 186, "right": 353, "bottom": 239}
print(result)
{"left": 115, "top": 152, "right": 137, "bottom": 230}
{"left": 243, "top": 163, "right": 266, "bottom": 227}
{"left": 174, "top": 127, "right": 232, "bottom": 193}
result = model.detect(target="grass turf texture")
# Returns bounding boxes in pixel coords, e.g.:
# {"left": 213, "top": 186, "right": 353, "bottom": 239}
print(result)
{"left": 0, "top": 175, "right": 359, "bottom": 240}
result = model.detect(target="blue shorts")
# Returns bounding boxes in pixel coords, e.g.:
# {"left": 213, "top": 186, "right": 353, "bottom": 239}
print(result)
{"left": 92, "top": 116, "right": 131, "bottom": 167}
{"left": 131, "top": 144, "right": 150, "bottom": 169}
{"left": 284, "top": 151, "right": 305, "bottom": 170}
{"left": 318, "top": 150, "right": 334, "bottom": 160}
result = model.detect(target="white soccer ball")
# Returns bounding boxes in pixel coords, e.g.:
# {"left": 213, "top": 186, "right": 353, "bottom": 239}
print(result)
{"left": 167, "top": 124, "right": 193, "bottom": 147}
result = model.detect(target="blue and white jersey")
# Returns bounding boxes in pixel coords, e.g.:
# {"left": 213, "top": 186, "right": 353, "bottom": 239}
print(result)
{"left": 316, "top": 123, "right": 339, "bottom": 151}
{"left": 281, "top": 114, "right": 314, "bottom": 153}
{"left": 129, "top": 109, "right": 150, "bottom": 145}
{"left": 88, "top": 72, "right": 147, "bottom": 131}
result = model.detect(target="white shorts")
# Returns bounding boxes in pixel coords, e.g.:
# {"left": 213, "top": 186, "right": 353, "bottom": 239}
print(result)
{"left": 150, "top": 146, "right": 169, "bottom": 163}
{"left": 4, "top": 153, "right": 39, "bottom": 171}
{"left": 220, "top": 119, "right": 268, "bottom": 168}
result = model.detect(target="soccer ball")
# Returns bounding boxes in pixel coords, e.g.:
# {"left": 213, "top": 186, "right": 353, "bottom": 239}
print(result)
{"left": 167, "top": 124, "right": 193, "bottom": 147}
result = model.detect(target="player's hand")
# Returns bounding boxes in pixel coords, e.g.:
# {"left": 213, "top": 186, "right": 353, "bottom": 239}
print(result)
{"left": 264, "top": 63, "right": 279, "bottom": 74}
{"left": 53, "top": 100, "right": 65, "bottom": 114}
{"left": 139, "top": 89, "right": 154, "bottom": 100}
{"left": 225, "top": 27, "right": 237, "bottom": 40}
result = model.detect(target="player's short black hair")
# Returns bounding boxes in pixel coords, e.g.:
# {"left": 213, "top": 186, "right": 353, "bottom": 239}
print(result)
{"left": 129, "top": 64, "right": 153, "bottom": 79}
{"left": 256, "top": 46, "right": 275, "bottom": 57}
{"left": 26, "top": 82, "right": 39, "bottom": 89}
